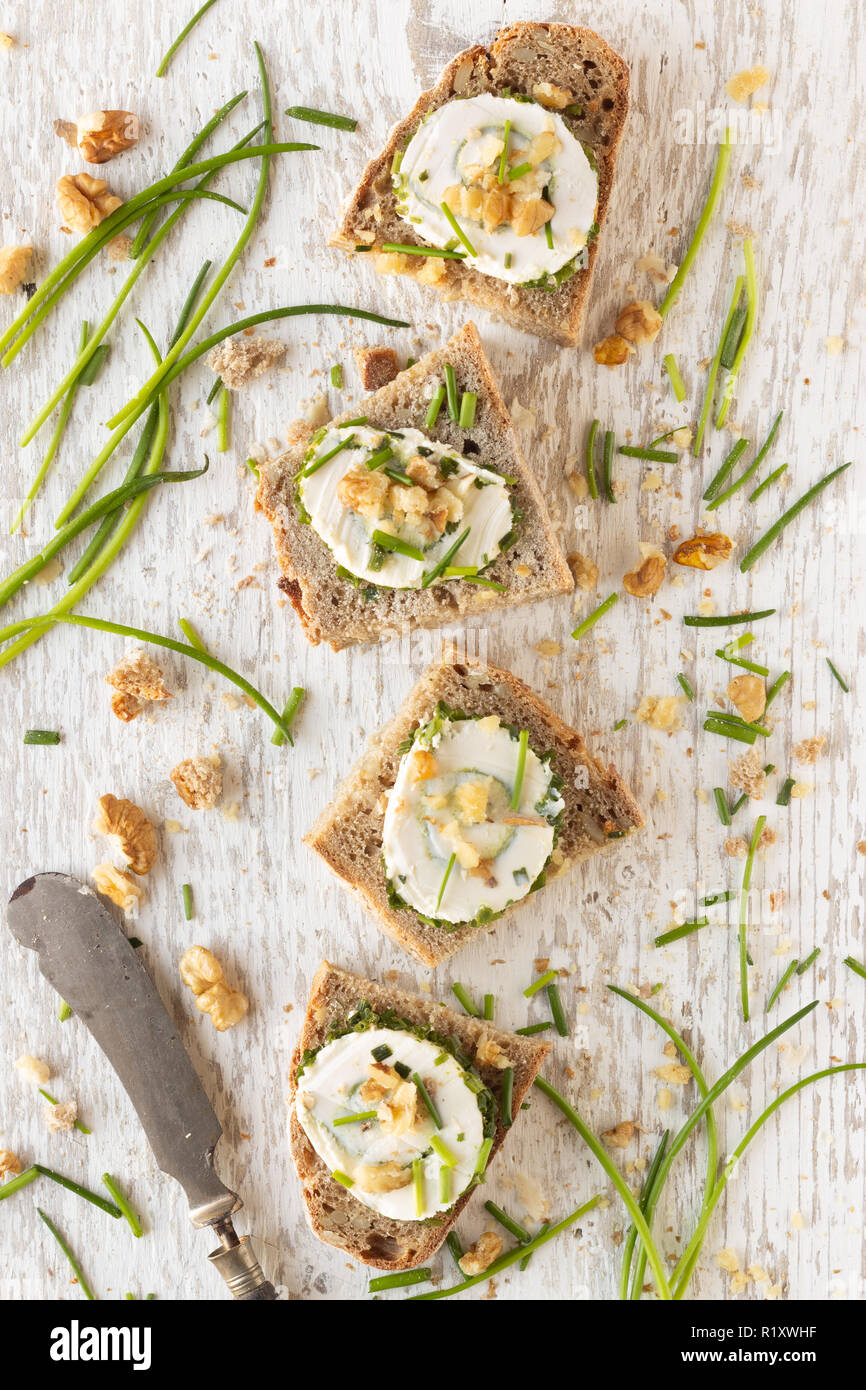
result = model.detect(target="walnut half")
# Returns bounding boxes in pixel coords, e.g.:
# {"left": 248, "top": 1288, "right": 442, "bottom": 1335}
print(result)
{"left": 615, "top": 300, "right": 663, "bottom": 345}
{"left": 57, "top": 173, "right": 122, "bottom": 235}
{"left": 93, "top": 794, "right": 158, "bottom": 874}
{"left": 179, "top": 946, "right": 248, "bottom": 1032}
{"left": 458, "top": 1231, "right": 503, "bottom": 1276}
{"left": 623, "top": 552, "right": 666, "bottom": 598}
{"left": 672, "top": 533, "right": 732, "bottom": 570}
{"left": 55, "top": 110, "right": 140, "bottom": 164}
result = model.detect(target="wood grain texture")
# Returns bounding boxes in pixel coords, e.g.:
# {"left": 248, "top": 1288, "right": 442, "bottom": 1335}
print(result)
{"left": 0, "top": 0, "right": 863, "bottom": 1303}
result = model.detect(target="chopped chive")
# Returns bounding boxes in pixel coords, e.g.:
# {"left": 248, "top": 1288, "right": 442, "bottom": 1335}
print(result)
{"left": 206, "top": 375, "right": 222, "bottom": 406}
{"left": 510, "top": 730, "right": 529, "bottom": 810}
{"left": 677, "top": 673, "right": 695, "bottom": 701}
{"left": 719, "top": 304, "right": 748, "bottom": 371}
{"left": 333, "top": 1110, "right": 378, "bottom": 1127}
{"left": 443, "top": 363, "right": 459, "bottom": 421}
{"left": 706, "top": 414, "right": 783, "bottom": 509}
{"left": 765, "top": 958, "right": 799, "bottom": 1013}
{"left": 520, "top": 1219, "right": 550, "bottom": 1271}
{"left": 4, "top": 1165, "right": 123, "bottom": 1218}
{"left": 364, "top": 445, "right": 394, "bottom": 471}
{"left": 749, "top": 463, "right": 787, "bottom": 502}
{"left": 0, "top": 1166, "right": 39, "bottom": 1199}
{"left": 474, "top": 1137, "right": 494, "bottom": 1175}
{"left": 706, "top": 709, "right": 771, "bottom": 737}
{"left": 694, "top": 273, "right": 743, "bottom": 456}
{"left": 515, "top": 1022, "right": 553, "bottom": 1036}
{"left": 454, "top": 574, "right": 506, "bottom": 592}
{"left": 433, "top": 1053, "right": 448, "bottom": 1066}
{"left": 155, "top": 0, "right": 218, "bottom": 76}
{"left": 439, "top": 202, "right": 476, "bottom": 257}
{"left": 445, "top": 1231, "right": 463, "bottom": 1268}
{"left": 483, "top": 993, "right": 494, "bottom": 1022}
{"left": 572, "top": 592, "right": 618, "bottom": 640}
{"left": 451, "top": 983, "right": 480, "bottom": 1017}
{"left": 716, "top": 238, "right": 757, "bottom": 429}
{"left": 728, "top": 793, "right": 748, "bottom": 816}
{"left": 77, "top": 342, "right": 111, "bottom": 387}
{"left": 412, "top": 1158, "right": 424, "bottom": 1216}
{"left": 524, "top": 969, "right": 557, "bottom": 998}
{"left": 662, "top": 353, "right": 686, "bottom": 402}
{"left": 216, "top": 385, "right": 230, "bottom": 453}
{"left": 654, "top": 918, "right": 710, "bottom": 947}
{"left": 547, "top": 983, "right": 568, "bottom": 1037}
{"left": 284, "top": 105, "right": 357, "bottom": 132}
{"left": 439, "top": 1165, "right": 452, "bottom": 1205}
{"left": 58, "top": 1000, "right": 72, "bottom": 1022}
{"left": 659, "top": 129, "right": 733, "bottom": 321}
{"left": 420, "top": 526, "right": 470, "bottom": 588}
{"left": 425, "top": 384, "right": 445, "bottom": 428}
{"left": 371, "top": 530, "right": 424, "bottom": 562}
{"left": 302, "top": 432, "right": 356, "bottom": 477}
{"left": 796, "top": 948, "right": 821, "bottom": 975}
{"left": 435, "top": 853, "right": 456, "bottom": 911}
{"left": 715, "top": 648, "right": 770, "bottom": 677}
{"left": 722, "top": 632, "right": 754, "bottom": 654}
{"left": 617, "top": 445, "right": 677, "bottom": 464}
{"left": 741, "top": 462, "right": 853, "bottom": 572}
{"left": 585, "top": 418, "right": 599, "bottom": 499}
{"left": 500, "top": 1067, "right": 515, "bottom": 1127}
{"left": 369, "top": 1267, "right": 431, "bottom": 1294}
{"left": 603, "top": 429, "right": 616, "bottom": 502}
{"left": 177, "top": 617, "right": 207, "bottom": 652}
{"left": 38, "top": 1090, "right": 91, "bottom": 1135}
{"left": 776, "top": 776, "right": 796, "bottom": 806}
{"left": 271, "top": 686, "right": 305, "bottom": 748}
{"left": 713, "top": 788, "right": 732, "bottom": 825}
{"left": 341, "top": 416, "right": 369, "bottom": 427}
{"left": 738, "top": 815, "right": 766, "bottom": 1021}
{"left": 504, "top": 252, "right": 513, "bottom": 269}
{"left": 354, "top": 243, "right": 372, "bottom": 251}
{"left": 826, "top": 659, "right": 849, "bottom": 692}
{"left": 180, "top": 883, "right": 193, "bottom": 920}
{"left": 394, "top": 1062, "right": 411, "bottom": 1080}
{"left": 330, "top": 363, "right": 342, "bottom": 388}
{"left": 412, "top": 1072, "right": 442, "bottom": 1129}
{"left": 613, "top": 717, "right": 628, "bottom": 731}
{"left": 101, "top": 1174, "right": 143, "bottom": 1238}
{"left": 384, "top": 467, "right": 415, "bottom": 487}
{"left": 544, "top": 220, "right": 554, "bottom": 250}
{"left": 390, "top": 149, "right": 403, "bottom": 176}
{"left": 497, "top": 120, "right": 511, "bottom": 183}
{"left": 703, "top": 717, "right": 757, "bottom": 745}
{"left": 701, "top": 890, "right": 734, "bottom": 906}
{"left": 685, "top": 609, "right": 775, "bottom": 627}
{"left": 10, "top": 320, "right": 91, "bottom": 534}
{"left": 430, "top": 1135, "right": 458, "bottom": 1167}
{"left": 371, "top": 1043, "right": 392, "bottom": 1063}
{"left": 484, "top": 1200, "right": 531, "bottom": 1243}
{"left": 37, "top": 1207, "right": 95, "bottom": 1300}
{"left": 23, "top": 729, "right": 60, "bottom": 745}
{"left": 702, "top": 437, "right": 749, "bottom": 501}
{"left": 458, "top": 390, "right": 477, "bottom": 429}
{"left": 332, "top": 1170, "right": 354, "bottom": 1189}
{"left": 507, "top": 161, "right": 533, "bottom": 181}
{"left": 381, "top": 241, "right": 467, "bottom": 260}
{"left": 843, "top": 956, "right": 866, "bottom": 982}
{"left": 764, "top": 670, "right": 790, "bottom": 710}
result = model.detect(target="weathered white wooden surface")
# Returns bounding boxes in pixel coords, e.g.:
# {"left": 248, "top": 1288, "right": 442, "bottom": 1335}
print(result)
{"left": 0, "top": 0, "right": 863, "bottom": 1303}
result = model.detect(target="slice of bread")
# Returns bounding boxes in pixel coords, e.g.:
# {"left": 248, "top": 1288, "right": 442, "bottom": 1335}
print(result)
{"left": 332, "top": 22, "right": 629, "bottom": 345}
{"left": 305, "top": 650, "right": 644, "bottom": 967}
{"left": 289, "top": 960, "right": 551, "bottom": 1270}
{"left": 256, "top": 321, "right": 573, "bottom": 651}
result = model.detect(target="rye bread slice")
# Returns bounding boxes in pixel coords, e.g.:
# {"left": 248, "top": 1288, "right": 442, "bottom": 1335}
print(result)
{"left": 304, "top": 650, "right": 644, "bottom": 967}
{"left": 332, "top": 22, "right": 629, "bottom": 345}
{"left": 256, "top": 321, "right": 573, "bottom": 650}
{"left": 289, "top": 960, "right": 551, "bottom": 1270}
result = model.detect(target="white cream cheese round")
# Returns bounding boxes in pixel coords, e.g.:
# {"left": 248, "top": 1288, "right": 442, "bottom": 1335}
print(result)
{"left": 295, "top": 1027, "right": 485, "bottom": 1221}
{"left": 382, "top": 714, "right": 564, "bottom": 924}
{"left": 298, "top": 424, "right": 514, "bottom": 589}
{"left": 396, "top": 94, "right": 598, "bottom": 286}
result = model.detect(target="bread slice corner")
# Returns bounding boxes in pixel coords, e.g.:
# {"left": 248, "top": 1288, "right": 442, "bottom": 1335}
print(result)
{"left": 332, "top": 22, "right": 629, "bottom": 345}
{"left": 289, "top": 960, "right": 551, "bottom": 1270}
{"left": 256, "top": 320, "right": 573, "bottom": 651}
{"left": 304, "top": 649, "right": 644, "bottom": 966}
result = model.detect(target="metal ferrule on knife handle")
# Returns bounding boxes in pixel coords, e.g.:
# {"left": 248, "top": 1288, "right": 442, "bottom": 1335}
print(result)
{"left": 208, "top": 1219, "right": 277, "bottom": 1300}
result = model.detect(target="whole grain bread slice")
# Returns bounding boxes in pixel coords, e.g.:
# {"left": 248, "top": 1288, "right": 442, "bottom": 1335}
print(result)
{"left": 332, "top": 22, "right": 629, "bottom": 345}
{"left": 256, "top": 321, "right": 573, "bottom": 651}
{"left": 304, "top": 650, "right": 644, "bottom": 967}
{"left": 289, "top": 960, "right": 551, "bottom": 1270}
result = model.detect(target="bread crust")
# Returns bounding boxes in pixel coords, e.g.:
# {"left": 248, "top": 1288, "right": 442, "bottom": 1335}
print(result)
{"left": 304, "top": 650, "right": 644, "bottom": 967}
{"left": 332, "top": 22, "right": 630, "bottom": 345}
{"left": 289, "top": 961, "right": 551, "bottom": 1270}
{"left": 256, "top": 321, "right": 573, "bottom": 650}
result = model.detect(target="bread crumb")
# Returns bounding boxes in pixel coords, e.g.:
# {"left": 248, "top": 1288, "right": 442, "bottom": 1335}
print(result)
{"left": 601, "top": 1121, "right": 635, "bottom": 1148}
{"left": 729, "top": 749, "right": 766, "bottom": 801}
{"left": 725, "top": 66, "right": 770, "bottom": 102}
{"left": 106, "top": 649, "right": 171, "bottom": 721}
{"left": 715, "top": 1247, "right": 740, "bottom": 1272}
{"left": 654, "top": 1063, "right": 691, "bottom": 1085}
{"left": 534, "top": 639, "right": 561, "bottom": 657}
{"left": 793, "top": 735, "right": 826, "bottom": 765}
{"left": 170, "top": 755, "right": 222, "bottom": 810}
{"left": 825, "top": 336, "right": 845, "bottom": 356}
{"left": 635, "top": 251, "right": 675, "bottom": 285}
{"left": 207, "top": 336, "right": 285, "bottom": 389}
{"left": 354, "top": 345, "right": 399, "bottom": 391}
{"left": 724, "top": 836, "right": 748, "bottom": 859}
{"left": 0, "top": 1150, "right": 22, "bottom": 1179}
{"left": 657, "top": 1087, "right": 673, "bottom": 1111}
{"left": 44, "top": 1100, "right": 78, "bottom": 1132}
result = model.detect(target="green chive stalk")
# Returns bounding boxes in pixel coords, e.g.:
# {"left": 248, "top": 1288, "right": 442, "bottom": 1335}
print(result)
{"left": 716, "top": 238, "right": 757, "bottom": 428}
{"left": 739, "top": 815, "right": 766, "bottom": 1020}
{"left": 693, "top": 274, "right": 743, "bottom": 455}
{"left": 156, "top": 0, "right": 219, "bottom": 77}
{"left": 659, "top": 130, "right": 733, "bottom": 321}
{"left": 740, "top": 462, "right": 853, "bottom": 572}
{"left": 37, "top": 1207, "right": 96, "bottom": 1300}
{"left": 11, "top": 321, "right": 90, "bottom": 532}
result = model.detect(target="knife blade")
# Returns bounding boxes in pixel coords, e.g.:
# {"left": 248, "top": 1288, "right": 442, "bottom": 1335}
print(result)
{"left": 7, "top": 872, "right": 276, "bottom": 1299}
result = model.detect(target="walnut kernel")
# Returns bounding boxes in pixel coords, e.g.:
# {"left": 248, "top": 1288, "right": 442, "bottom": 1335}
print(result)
{"left": 727, "top": 674, "right": 766, "bottom": 723}
{"left": 672, "top": 533, "right": 732, "bottom": 570}
{"left": 179, "top": 946, "right": 247, "bottom": 1032}
{"left": 56, "top": 173, "right": 122, "bottom": 235}
{"left": 459, "top": 1231, "right": 503, "bottom": 1276}
{"left": 92, "top": 862, "right": 144, "bottom": 912}
{"left": 55, "top": 110, "right": 140, "bottom": 163}
{"left": 93, "top": 794, "right": 157, "bottom": 874}
{"left": 0, "top": 244, "right": 33, "bottom": 295}
{"left": 623, "top": 553, "right": 666, "bottom": 598}
{"left": 567, "top": 552, "right": 599, "bottom": 591}
{"left": 614, "top": 300, "right": 663, "bottom": 345}
{"left": 593, "top": 334, "right": 632, "bottom": 367}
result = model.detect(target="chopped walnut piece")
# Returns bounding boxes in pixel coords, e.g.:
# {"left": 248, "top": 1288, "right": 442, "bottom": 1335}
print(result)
{"left": 411, "top": 750, "right": 438, "bottom": 781}
{"left": 567, "top": 552, "right": 599, "bottom": 591}
{"left": 55, "top": 110, "right": 140, "bottom": 163}
{"left": 56, "top": 173, "right": 123, "bottom": 235}
{"left": 729, "top": 749, "right": 766, "bottom": 802}
{"left": 170, "top": 755, "right": 223, "bottom": 810}
{"left": 44, "top": 1100, "right": 78, "bottom": 1133}
{"left": 672, "top": 533, "right": 732, "bottom": 570}
{"left": 793, "top": 735, "right": 826, "bottom": 765}
{"left": 635, "top": 695, "right": 682, "bottom": 731}
{"left": 654, "top": 1063, "right": 692, "bottom": 1085}
{"left": 725, "top": 66, "right": 770, "bottom": 102}
{"left": 601, "top": 1120, "right": 635, "bottom": 1149}
{"left": 531, "top": 81, "right": 573, "bottom": 109}
{"left": 614, "top": 300, "right": 663, "bottom": 345}
{"left": 179, "top": 945, "right": 248, "bottom": 1031}
{"left": 354, "top": 345, "right": 399, "bottom": 391}
{"left": 356, "top": 1161, "right": 412, "bottom": 1193}
{"left": 106, "top": 648, "right": 172, "bottom": 718}
{"left": 724, "top": 836, "right": 748, "bottom": 859}
{"left": 593, "top": 334, "right": 632, "bottom": 367}
{"left": 92, "top": 862, "right": 144, "bottom": 912}
{"left": 16, "top": 1055, "right": 52, "bottom": 1084}
{"left": 727, "top": 674, "right": 766, "bottom": 723}
{"left": 93, "top": 794, "right": 158, "bottom": 874}
{"left": 0, "top": 244, "right": 33, "bottom": 295}
{"left": 757, "top": 825, "right": 777, "bottom": 850}
{"left": 475, "top": 1032, "right": 511, "bottom": 1070}
{"left": 336, "top": 463, "right": 390, "bottom": 521}
{"left": 623, "top": 552, "right": 666, "bottom": 598}
{"left": 377, "top": 1078, "right": 418, "bottom": 1136}
{"left": 0, "top": 32, "right": 16, "bottom": 48}
{"left": 0, "top": 1150, "right": 22, "bottom": 1180}
{"left": 207, "top": 335, "right": 286, "bottom": 389}
{"left": 458, "top": 1231, "right": 503, "bottom": 1276}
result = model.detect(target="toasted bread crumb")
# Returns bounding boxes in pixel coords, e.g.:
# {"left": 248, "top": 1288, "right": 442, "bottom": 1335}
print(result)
{"left": 170, "top": 755, "right": 223, "bottom": 810}
{"left": 107, "top": 648, "right": 172, "bottom": 718}
{"left": 601, "top": 1120, "right": 635, "bottom": 1148}
{"left": 567, "top": 552, "right": 598, "bottom": 591}
{"left": 354, "top": 345, "right": 399, "bottom": 391}
{"left": 0, "top": 1150, "right": 22, "bottom": 1179}
{"left": 724, "top": 836, "right": 749, "bottom": 859}
{"left": 793, "top": 735, "right": 826, "bottom": 765}
{"left": 207, "top": 335, "right": 285, "bottom": 389}
{"left": 44, "top": 1099, "right": 78, "bottom": 1132}
{"left": 725, "top": 66, "right": 770, "bottom": 102}
{"left": 729, "top": 749, "right": 767, "bottom": 801}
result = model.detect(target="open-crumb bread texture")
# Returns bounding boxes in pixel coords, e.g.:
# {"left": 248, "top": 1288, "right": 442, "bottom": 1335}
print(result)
{"left": 289, "top": 961, "right": 551, "bottom": 1270}
{"left": 304, "top": 652, "right": 644, "bottom": 967}
{"left": 332, "top": 22, "right": 629, "bottom": 345}
{"left": 256, "top": 321, "right": 573, "bottom": 651}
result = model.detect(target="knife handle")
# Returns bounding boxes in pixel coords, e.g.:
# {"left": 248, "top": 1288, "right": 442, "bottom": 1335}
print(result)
{"left": 208, "top": 1225, "right": 277, "bottom": 1300}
